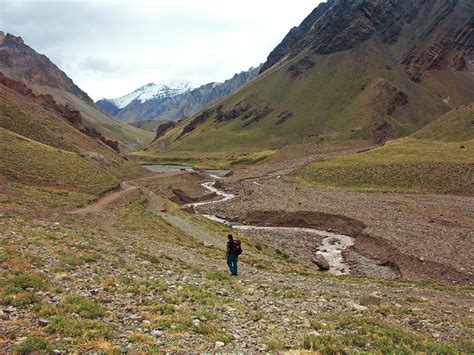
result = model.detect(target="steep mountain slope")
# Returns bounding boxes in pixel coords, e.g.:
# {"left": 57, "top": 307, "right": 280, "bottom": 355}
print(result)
{"left": 0, "top": 32, "right": 153, "bottom": 150}
{"left": 152, "top": 0, "right": 473, "bottom": 154}
{"left": 0, "top": 73, "right": 145, "bottom": 203}
{"left": 97, "top": 66, "right": 261, "bottom": 125}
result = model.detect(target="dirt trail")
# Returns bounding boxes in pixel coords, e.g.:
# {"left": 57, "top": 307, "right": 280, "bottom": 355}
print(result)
{"left": 70, "top": 179, "right": 168, "bottom": 215}
{"left": 69, "top": 182, "right": 139, "bottom": 214}
{"left": 70, "top": 176, "right": 228, "bottom": 254}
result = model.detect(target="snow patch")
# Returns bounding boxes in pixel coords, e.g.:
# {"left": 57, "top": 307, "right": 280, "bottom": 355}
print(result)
{"left": 109, "top": 80, "right": 196, "bottom": 109}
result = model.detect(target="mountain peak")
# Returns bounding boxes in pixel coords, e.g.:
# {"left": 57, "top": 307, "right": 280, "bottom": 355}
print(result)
{"left": 107, "top": 80, "right": 195, "bottom": 109}
{"left": 0, "top": 32, "right": 25, "bottom": 46}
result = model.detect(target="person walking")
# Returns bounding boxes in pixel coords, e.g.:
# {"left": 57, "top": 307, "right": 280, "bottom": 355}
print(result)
{"left": 226, "top": 234, "right": 242, "bottom": 276}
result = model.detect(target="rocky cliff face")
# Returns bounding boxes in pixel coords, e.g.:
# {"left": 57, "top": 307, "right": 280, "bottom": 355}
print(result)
{"left": 259, "top": 0, "right": 334, "bottom": 73}
{"left": 260, "top": 0, "right": 473, "bottom": 80}
{"left": 97, "top": 65, "right": 261, "bottom": 123}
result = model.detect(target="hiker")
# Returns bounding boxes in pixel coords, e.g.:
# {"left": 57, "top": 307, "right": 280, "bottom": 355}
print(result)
{"left": 226, "top": 234, "right": 242, "bottom": 276}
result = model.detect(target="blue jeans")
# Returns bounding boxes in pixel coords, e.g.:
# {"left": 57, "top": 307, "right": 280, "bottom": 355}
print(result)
{"left": 227, "top": 254, "right": 238, "bottom": 274}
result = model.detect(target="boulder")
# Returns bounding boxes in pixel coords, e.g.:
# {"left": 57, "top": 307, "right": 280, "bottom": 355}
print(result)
{"left": 311, "top": 255, "right": 330, "bottom": 271}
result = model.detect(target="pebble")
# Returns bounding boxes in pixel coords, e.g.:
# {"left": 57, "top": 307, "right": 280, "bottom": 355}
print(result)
{"left": 151, "top": 330, "right": 163, "bottom": 337}
{"left": 4, "top": 306, "right": 16, "bottom": 313}
{"left": 215, "top": 341, "right": 225, "bottom": 348}
{"left": 38, "top": 318, "right": 50, "bottom": 327}
{"left": 346, "top": 301, "right": 368, "bottom": 311}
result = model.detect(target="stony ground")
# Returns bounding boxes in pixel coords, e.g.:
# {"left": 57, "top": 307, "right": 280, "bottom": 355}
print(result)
{"left": 1, "top": 173, "right": 473, "bottom": 353}
{"left": 197, "top": 146, "right": 474, "bottom": 285}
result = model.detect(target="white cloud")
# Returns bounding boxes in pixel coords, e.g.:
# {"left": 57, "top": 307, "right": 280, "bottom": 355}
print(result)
{"left": 1, "top": 0, "right": 322, "bottom": 99}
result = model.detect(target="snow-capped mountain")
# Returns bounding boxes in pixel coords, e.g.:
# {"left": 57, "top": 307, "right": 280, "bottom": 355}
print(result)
{"left": 104, "top": 80, "right": 195, "bottom": 110}
{"left": 96, "top": 66, "right": 261, "bottom": 125}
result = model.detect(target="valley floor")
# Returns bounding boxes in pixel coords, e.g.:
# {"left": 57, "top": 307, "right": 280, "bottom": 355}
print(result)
{"left": 1, "top": 164, "right": 473, "bottom": 352}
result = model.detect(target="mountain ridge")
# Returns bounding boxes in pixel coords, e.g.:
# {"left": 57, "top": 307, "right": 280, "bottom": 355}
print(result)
{"left": 0, "top": 32, "right": 154, "bottom": 150}
{"left": 97, "top": 65, "right": 261, "bottom": 125}
{"left": 151, "top": 0, "right": 473, "bottom": 154}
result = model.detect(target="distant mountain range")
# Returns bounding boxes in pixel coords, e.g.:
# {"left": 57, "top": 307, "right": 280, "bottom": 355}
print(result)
{"left": 96, "top": 65, "right": 261, "bottom": 125}
{"left": 153, "top": 0, "right": 473, "bottom": 152}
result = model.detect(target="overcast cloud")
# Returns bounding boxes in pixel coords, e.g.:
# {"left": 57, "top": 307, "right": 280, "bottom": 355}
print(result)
{"left": 0, "top": 0, "right": 322, "bottom": 100}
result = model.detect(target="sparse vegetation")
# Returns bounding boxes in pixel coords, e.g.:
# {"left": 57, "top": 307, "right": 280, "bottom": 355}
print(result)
{"left": 299, "top": 138, "right": 474, "bottom": 195}
{"left": 302, "top": 314, "right": 472, "bottom": 353}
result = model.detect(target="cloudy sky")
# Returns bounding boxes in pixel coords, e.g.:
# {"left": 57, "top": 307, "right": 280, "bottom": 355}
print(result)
{"left": 1, "top": 0, "right": 322, "bottom": 100}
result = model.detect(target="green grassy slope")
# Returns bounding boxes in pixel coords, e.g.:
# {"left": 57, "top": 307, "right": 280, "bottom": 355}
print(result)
{"left": 0, "top": 85, "right": 145, "bottom": 179}
{"left": 0, "top": 84, "right": 147, "bottom": 208}
{"left": 0, "top": 128, "right": 120, "bottom": 196}
{"left": 152, "top": 40, "right": 471, "bottom": 154}
{"left": 411, "top": 103, "right": 474, "bottom": 142}
{"left": 298, "top": 138, "right": 473, "bottom": 195}
{"left": 299, "top": 103, "right": 473, "bottom": 195}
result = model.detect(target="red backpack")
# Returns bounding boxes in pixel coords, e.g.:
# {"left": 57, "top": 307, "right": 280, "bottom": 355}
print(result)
{"left": 233, "top": 240, "right": 243, "bottom": 255}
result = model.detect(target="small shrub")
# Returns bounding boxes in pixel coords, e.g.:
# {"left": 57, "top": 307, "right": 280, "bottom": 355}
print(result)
{"left": 128, "top": 332, "right": 155, "bottom": 345}
{"left": 192, "top": 310, "right": 218, "bottom": 321}
{"left": 250, "top": 310, "right": 264, "bottom": 322}
{"left": 15, "top": 336, "right": 51, "bottom": 352}
{"left": 301, "top": 314, "right": 468, "bottom": 353}
{"left": 275, "top": 249, "right": 290, "bottom": 259}
{"left": 158, "top": 303, "right": 175, "bottom": 315}
{"left": 194, "top": 322, "right": 218, "bottom": 336}
{"left": 285, "top": 288, "right": 304, "bottom": 298}
{"left": 0, "top": 271, "right": 45, "bottom": 306}
{"left": 48, "top": 315, "right": 113, "bottom": 340}
{"left": 80, "top": 252, "right": 102, "bottom": 263}
{"left": 10, "top": 271, "right": 45, "bottom": 290}
{"left": 62, "top": 295, "right": 105, "bottom": 319}
{"left": 206, "top": 271, "right": 231, "bottom": 283}
{"left": 267, "top": 338, "right": 286, "bottom": 351}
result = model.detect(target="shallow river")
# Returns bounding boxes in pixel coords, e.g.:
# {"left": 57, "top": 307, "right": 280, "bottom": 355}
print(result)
{"left": 193, "top": 181, "right": 356, "bottom": 276}
{"left": 142, "top": 164, "right": 230, "bottom": 178}
{"left": 142, "top": 164, "right": 356, "bottom": 275}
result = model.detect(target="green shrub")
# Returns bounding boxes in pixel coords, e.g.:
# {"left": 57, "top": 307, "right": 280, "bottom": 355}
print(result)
{"left": 302, "top": 314, "right": 469, "bottom": 353}
{"left": 48, "top": 315, "right": 113, "bottom": 339}
{"left": 62, "top": 295, "right": 105, "bottom": 319}
{"left": 0, "top": 271, "right": 45, "bottom": 306}
{"left": 15, "top": 336, "right": 51, "bottom": 352}
{"left": 206, "top": 271, "right": 231, "bottom": 283}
